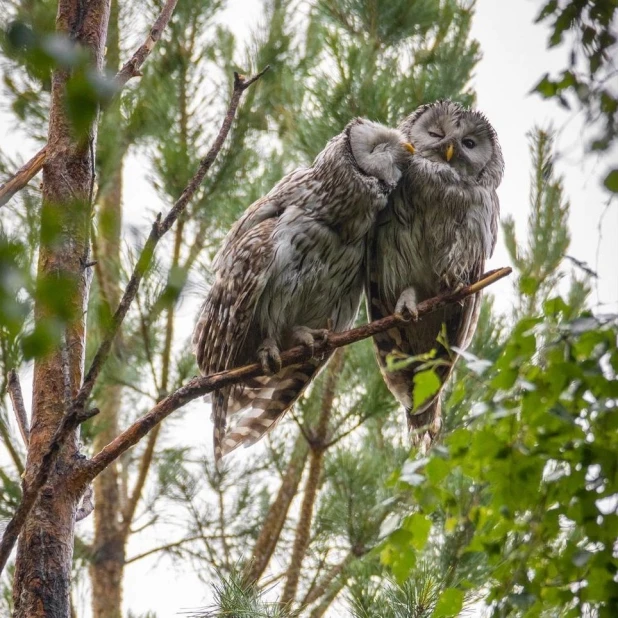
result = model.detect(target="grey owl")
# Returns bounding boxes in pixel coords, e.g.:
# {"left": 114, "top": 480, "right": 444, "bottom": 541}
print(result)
{"left": 366, "top": 100, "right": 504, "bottom": 448}
{"left": 194, "top": 118, "right": 414, "bottom": 462}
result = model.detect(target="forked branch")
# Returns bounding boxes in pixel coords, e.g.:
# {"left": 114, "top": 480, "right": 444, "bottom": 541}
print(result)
{"left": 0, "top": 0, "right": 179, "bottom": 209}
{"left": 83, "top": 267, "right": 512, "bottom": 482}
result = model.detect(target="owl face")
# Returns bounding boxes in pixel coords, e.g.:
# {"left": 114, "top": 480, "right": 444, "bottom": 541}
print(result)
{"left": 400, "top": 101, "right": 504, "bottom": 187}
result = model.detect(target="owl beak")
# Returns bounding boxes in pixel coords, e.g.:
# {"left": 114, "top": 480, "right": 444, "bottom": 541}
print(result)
{"left": 403, "top": 142, "right": 415, "bottom": 155}
{"left": 444, "top": 143, "right": 454, "bottom": 162}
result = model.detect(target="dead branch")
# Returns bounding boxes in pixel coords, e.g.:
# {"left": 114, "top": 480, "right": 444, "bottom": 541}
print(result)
{"left": 0, "top": 147, "right": 47, "bottom": 208}
{"left": 0, "top": 0, "right": 178, "bottom": 209}
{"left": 115, "top": 0, "right": 178, "bottom": 88}
{"left": 8, "top": 370, "right": 29, "bottom": 447}
{"left": 0, "top": 68, "right": 268, "bottom": 575}
{"left": 82, "top": 267, "right": 511, "bottom": 483}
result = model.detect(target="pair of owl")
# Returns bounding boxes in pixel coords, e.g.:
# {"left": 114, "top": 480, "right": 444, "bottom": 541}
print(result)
{"left": 193, "top": 100, "right": 504, "bottom": 462}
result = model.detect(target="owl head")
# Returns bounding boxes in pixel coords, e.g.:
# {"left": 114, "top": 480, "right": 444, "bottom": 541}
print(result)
{"left": 399, "top": 100, "right": 504, "bottom": 188}
{"left": 348, "top": 118, "right": 416, "bottom": 186}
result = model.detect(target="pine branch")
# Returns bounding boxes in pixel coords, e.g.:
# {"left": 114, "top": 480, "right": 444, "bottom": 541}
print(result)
{"left": 75, "top": 67, "right": 270, "bottom": 412}
{"left": 303, "top": 551, "right": 353, "bottom": 607}
{"left": 0, "top": 67, "right": 269, "bottom": 576}
{"left": 0, "top": 0, "right": 179, "bottom": 209}
{"left": 80, "top": 267, "right": 511, "bottom": 485}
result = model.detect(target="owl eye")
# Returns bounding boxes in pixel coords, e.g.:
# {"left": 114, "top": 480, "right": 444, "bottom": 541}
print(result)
{"left": 462, "top": 138, "right": 476, "bottom": 149}
{"left": 428, "top": 131, "right": 444, "bottom": 139}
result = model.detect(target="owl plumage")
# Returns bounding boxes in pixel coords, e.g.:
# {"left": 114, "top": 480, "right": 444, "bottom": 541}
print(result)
{"left": 366, "top": 101, "right": 504, "bottom": 448}
{"left": 194, "top": 118, "right": 414, "bottom": 462}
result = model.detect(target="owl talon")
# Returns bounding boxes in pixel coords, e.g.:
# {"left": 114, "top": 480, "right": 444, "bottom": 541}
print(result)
{"left": 292, "top": 326, "right": 330, "bottom": 356}
{"left": 395, "top": 287, "right": 419, "bottom": 321}
{"left": 258, "top": 338, "right": 281, "bottom": 375}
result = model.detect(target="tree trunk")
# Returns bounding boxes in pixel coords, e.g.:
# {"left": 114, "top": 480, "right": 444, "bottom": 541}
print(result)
{"left": 280, "top": 350, "right": 345, "bottom": 606}
{"left": 88, "top": 1, "right": 126, "bottom": 613}
{"left": 244, "top": 431, "right": 309, "bottom": 585}
{"left": 12, "top": 1, "right": 110, "bottom": 616}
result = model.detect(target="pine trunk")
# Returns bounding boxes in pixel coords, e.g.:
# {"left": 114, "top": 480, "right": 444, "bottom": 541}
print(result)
{"left": 12, "top": 1, "right": 110, "bottom": 616}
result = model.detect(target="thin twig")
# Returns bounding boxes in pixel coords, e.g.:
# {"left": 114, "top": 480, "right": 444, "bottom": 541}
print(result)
{"left": 8, "top": 370, "right": 29, "bottom": 447}
{"left": 0, "top": 68, "right": 268, "bottom": 575}
{"left": 0, "top": 0, "right": 178, "bottom": 209}
{"left": 82, "top": 267, "right": 511, "bottom": 483}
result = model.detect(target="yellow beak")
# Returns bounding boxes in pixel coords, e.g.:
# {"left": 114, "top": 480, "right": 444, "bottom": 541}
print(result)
{"left": 403, "top": 142, "right": 415, "bottom": 155}
{"left": 445, "top": 144, "right": 454, "bottom": 162}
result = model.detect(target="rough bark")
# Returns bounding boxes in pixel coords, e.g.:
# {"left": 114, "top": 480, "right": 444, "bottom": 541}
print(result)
{"left": 11, "top": 0, "right": 111, "bottom": 616}
{"left": 90, "top": 383, "right": 124, "bottom": 618}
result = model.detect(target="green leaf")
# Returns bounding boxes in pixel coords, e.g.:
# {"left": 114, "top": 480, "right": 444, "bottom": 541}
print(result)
{"left": 603, "top": 169, "right": 618, "bottom": 192}
{"left": 432, "top": 588, "right": 464, "bottom": 617}
{"left": 402, "top": 513, "right": 432, "bottom": 550}
{"left": 412, "top": 369, "right": 441, "bottom": 411}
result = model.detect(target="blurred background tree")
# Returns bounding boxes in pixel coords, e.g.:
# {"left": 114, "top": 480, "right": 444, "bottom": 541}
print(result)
{"left": 1, "top": 0, "right": 615, "bottom": 617}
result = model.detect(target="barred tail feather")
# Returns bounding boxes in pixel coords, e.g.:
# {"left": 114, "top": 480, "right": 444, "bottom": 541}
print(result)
{"left": 213, "top": 387, "right": 229, "bottom": 465}
{"left": 220, "top": 360, "right": 323, "bottom": 456}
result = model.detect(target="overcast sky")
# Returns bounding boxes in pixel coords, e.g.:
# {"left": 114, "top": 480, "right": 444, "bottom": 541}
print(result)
{"left": 2, "top": 0, "right": 617, "bottom": 616}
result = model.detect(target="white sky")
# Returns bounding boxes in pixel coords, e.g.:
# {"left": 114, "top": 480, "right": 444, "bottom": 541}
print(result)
{"left": 1, "top": 0, "right": 617, "bottom": 616}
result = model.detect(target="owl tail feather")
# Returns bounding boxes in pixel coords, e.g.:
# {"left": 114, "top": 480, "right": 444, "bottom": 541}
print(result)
{"left": 220, "top": 360, "right": 324, "bottom": 457}
{"left": 406, "top": 397, "right": 442, "bottom": 453}
{"left": 213, "top": 387, "right": 230, "bottom": 466}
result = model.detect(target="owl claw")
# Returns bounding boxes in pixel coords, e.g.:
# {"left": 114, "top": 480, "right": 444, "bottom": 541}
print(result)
{"left": 395, "top": 287, "right": 419, "bottom": 321}
{"left": 292, "top": 326, "right": 330, "bottom": 356}
{"left": 258, "top": 338, "right": 281, "bottom": 375}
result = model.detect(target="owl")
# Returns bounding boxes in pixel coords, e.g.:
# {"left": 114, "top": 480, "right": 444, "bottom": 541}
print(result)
{"left": 366, "top": 100, "right": 504, "bottom": 449}
{"left": 194, "top": 118, "right": 415, "bottom": 462}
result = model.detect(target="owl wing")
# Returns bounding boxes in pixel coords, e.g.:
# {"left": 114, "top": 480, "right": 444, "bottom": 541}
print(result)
{"left": 194, "top": 168, "right": 331, "bottom": 462}
{"left": 193, "top": 201, "right": 280, "bottom": 463}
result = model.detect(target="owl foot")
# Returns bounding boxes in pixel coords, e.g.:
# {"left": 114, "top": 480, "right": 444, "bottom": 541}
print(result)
{"left": 257, "top": 338, "right": 282, "bottom": 375}
{"left": 292, "top": 326, "right": 330, "bottom": 356}
{"left": 395, "top": 287, "right": 419, "bottom": 321}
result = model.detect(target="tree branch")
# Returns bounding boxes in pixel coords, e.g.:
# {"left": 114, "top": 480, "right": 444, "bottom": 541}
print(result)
{"left": 114, "top": 0, "right": 178, "bottom": 89}
{"left": 0, "top": 0, "right": 178, "bottom": 209}
{"left": 82, "top": 267, "right": 511, "bottom": 483}
{"left": 0, "top": 147, "right": 47, "bottom": 208}
{"left": 8, "top": 370, "right": 29, "bottom": 447}
{"left": 0, "top": 67, "right": 268, "bottom": 575}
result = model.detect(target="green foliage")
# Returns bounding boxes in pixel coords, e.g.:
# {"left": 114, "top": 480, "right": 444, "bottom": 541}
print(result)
{"left": 189, "top": 571, "right": 293, "bottom": 617}
{"left": 533, "top": 0, "right": 617, "bottom": 190}
{"left": 503, "top": 129, "right": 573, "bottom": 316}
{"left": 380, "top": 124, "right": 617, "bottom": 616}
